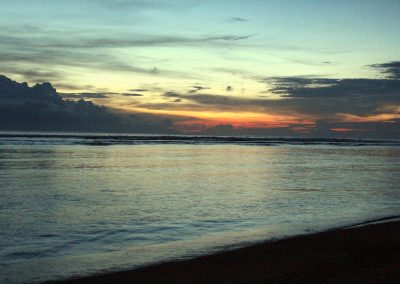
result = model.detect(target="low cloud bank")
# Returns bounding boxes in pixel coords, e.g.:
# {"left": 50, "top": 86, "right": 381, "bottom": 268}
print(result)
{"left": 0, "top": 75, "right": 175, "bottom": 133}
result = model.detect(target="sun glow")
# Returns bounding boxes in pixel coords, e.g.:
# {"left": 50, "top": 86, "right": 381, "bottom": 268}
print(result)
{"left": 124, "top": 106, "right": 315, "bottom": 128}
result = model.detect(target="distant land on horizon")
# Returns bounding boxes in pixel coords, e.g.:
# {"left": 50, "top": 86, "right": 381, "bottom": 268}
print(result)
{"left": 0, "top": 74, "right": 399, "bottom": 139}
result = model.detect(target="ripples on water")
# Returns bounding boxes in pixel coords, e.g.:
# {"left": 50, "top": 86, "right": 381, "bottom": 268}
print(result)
{"left": 0, "top": 133, "right": 400, "bottom": 283}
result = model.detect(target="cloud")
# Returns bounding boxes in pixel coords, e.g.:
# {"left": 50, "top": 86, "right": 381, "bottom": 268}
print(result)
{"left": 61, "top": 92, "right": 111, "bottom": 99}
{"left": 121, "top": 93, "right": 143, "bottom": 97}
{"left": 0, "top": 30, "right": 254, "bottom": 82}
{"left": 61, "top": 91, "right": 148, "bottom": 99}
{"left": 227, "top": 17, "right": 249, "bottom": 22}
{"left": 130, "top": 61, "right": 400, "bottom": 138}
{"left": 54, "top": 83, "right": 96, "bottom": 91}
{"left": 0, "top": 24, "right": 43, "bottom": 34}
{"left": 188, "top": 85, "right": 210, "bottom": 93}
{"left": 129, "top": 88, "right": 149, "bottom": 92}
{"left": 0, "top": 33, "right": 253, "bottom": 50}
{"left": 283, "top": 57, "right": 335, "bottom": 67}
{"left": 1, "top": 59, "right": 399, "bottom": 138}
{"left": 0, "top": 75, "right": 176, "bottom": 134}
{"left": 263, "top": 76, "right": 400, "bottom": 117}
{"left": 0, "top": 32, "right": 341, "bottom": 56}
{"left": 61, "top": 91, "right": 145, "bottom": 99}
{"left": 0, "top": 47, "right": 196, "bottom": 81}
{"left": 134, "top": 67, "right": 400, "bottom": 122}
{"left": 369, "top": 61, "right": 400, "bottom": 80}
{"left": 206, "top": 35, "right": 254, "bottom": 42}
{"left": 0, "top": 65, "right": 65, "bottom": 83}
{"left": 163, "top": 91, "right": 182, "bottom": 98}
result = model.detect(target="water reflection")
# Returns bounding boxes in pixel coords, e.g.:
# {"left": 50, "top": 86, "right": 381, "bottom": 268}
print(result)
{"left": 1, "top": 144, "right": 400, "bottom": 283}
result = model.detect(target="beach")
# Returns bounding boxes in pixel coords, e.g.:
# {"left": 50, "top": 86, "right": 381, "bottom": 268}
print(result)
{"left": 55, "top": 218, "right": 400, "bottom": 283}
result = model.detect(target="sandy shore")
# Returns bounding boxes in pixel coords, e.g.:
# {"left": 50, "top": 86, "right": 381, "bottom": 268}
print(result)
{"left": 53, "top": 218, "right": 400, "bottom": 283}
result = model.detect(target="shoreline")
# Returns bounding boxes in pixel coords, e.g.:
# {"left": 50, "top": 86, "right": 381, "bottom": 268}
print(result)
{"left": 50, "top": 216, "right": 400, "bottom": 283}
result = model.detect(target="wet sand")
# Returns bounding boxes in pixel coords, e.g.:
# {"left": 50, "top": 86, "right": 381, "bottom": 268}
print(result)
{"left": 54, "top": 219, "right": 400, "bottom": 283}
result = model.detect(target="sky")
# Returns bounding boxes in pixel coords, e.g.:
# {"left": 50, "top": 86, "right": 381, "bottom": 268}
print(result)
{"left": 0, "top": 0, "right": 400, "bottom": 137}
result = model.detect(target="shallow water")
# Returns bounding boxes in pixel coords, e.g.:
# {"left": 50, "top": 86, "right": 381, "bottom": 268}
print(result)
{"left": 1, "top": 134, "right": 400, "bottom": 283}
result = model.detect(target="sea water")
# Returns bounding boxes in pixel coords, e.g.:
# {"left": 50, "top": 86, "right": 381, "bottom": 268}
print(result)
{"left": 1, "top": 133, "right": 400, "bottom": 283}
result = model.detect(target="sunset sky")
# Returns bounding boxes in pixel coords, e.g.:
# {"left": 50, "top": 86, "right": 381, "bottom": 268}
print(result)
{"left": 1, "top": 0, "right": 399, "bottom": 137}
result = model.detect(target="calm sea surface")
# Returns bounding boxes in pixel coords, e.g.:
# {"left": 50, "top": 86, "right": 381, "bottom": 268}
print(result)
{"left": 1, "top": 134, "right": 400, "bottom": 283}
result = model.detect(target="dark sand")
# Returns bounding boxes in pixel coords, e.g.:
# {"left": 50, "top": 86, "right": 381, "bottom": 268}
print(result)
{"left": 54, "top": 219, "right": 400, "bottom": 283}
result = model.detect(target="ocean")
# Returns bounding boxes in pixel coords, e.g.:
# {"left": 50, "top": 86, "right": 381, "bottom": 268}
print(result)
{"left": 1, "top": 133, "right": 400, "bottom": 283}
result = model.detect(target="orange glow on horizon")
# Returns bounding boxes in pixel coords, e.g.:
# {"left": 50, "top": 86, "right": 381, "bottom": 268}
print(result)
{"left": 330, "top": 128, "right": 355, "bottom": 132}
